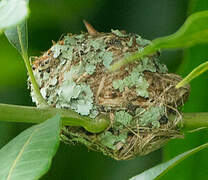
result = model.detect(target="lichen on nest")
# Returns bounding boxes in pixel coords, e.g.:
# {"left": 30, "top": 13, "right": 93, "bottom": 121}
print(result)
{"left": 30, "top": 23, "right": 190, "bottom": 160}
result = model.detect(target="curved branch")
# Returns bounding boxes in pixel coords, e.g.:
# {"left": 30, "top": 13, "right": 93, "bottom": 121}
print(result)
{"left": 0, "top": 103, "right": 208, "bottom": 133}
{"left": 0, "top": 103, "right": 109, "bottom": 133}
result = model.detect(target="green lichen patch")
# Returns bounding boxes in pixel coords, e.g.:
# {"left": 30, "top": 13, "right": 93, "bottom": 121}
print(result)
{"left": 135, "top": 76, "right": 149, "bottom": 97}
{"left": 59, "top": 81, "right": 81, "bottom": 101}
{"left": 113, "top": 68, "right": 149, "bottom": 98}
{"left": 100, "top": 131, "right": 117, "bottom": 150}
{"left": 68, "top": 84, "right": 94, "bottom": 115}
{"left": 64, "top": 35, "right": 76, "bottom": 45}
{"left": 89, "top": 37, "right": 106, "bottom": 50}
{"left": 116, "top": 132, "right": 128, "bottom": 144}
{"left": 127, "top": 37, "right": 133, "bottom": 47}
{"left": 112, "top": 52, "right": 169, "bottom": 98}
{"left": 100, "top": 130, "right": 128, "bottom": 150}
{"left": 51, "top": 44, "right": 68, "bottom": 58}
{"left": 98, "top": 111, "right": 132, "bottom": 150}
{"left": 102, "top": 51, "right": 114, "bottom": 68}
{"left": 57, "top": 82, "right": 94, "bottom": 116}
{"left": 111, "top": 29, "right": 127, "bottom": 37}
{"left": 85, "top": 63, "right": 96, "bottom": 75}
{"left": 61, "top": 46, "right": 74, "bottom": 60}
{"left": 114, "top": 111, "right": 132, "bottom": 126}
{"left": 137, "top": 106, "right": 165, "bottom": 128}
{"left": 136, "top": 35, "right": 151, "bottom": 46}
{"left": 112, "top": 79, "right": 124, "bottom": 92}
{"left": 89, "top": 106, "right": 99, "bottom": 118}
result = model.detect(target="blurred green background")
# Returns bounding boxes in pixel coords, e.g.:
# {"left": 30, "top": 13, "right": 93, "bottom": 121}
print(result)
{"left": 0, "top": 0, "right": 208, "bottom": 179}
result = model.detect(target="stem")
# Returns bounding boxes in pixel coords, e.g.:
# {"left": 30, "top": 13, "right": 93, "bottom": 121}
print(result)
{"left": 109, "top": 43, "right": 156, "bottom": 71}
{"left": 0, "top": 103, "right": 208, "bottom": 133}
{"left": 17, "top": 26, "right": 48, "bottom": 107}
{"left": 23, "top": 53, "right": 48, "bottom": 107}
{"left": 182, "top": 112, "right": 208, "bottom": 130}
{"left": 0, "top": 103, "right": 109, "bottom": 133}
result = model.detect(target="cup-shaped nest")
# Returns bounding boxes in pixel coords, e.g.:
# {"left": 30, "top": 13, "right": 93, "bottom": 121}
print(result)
{"left": 30, "top": 29, "right": 190, "bottom": 160}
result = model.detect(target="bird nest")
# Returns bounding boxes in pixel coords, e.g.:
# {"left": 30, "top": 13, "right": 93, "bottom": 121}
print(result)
{"left": 30, "top": 22, "right": 190, "bottom": 160}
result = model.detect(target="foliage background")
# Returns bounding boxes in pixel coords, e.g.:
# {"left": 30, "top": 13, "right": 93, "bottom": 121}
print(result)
{"left": 0, "top": 0, "right": 207, "bottom": 179}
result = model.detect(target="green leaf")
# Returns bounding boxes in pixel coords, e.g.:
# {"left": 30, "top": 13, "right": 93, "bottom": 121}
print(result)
{"left": 152, "top": 10, "right": 208, "bottom": 49}
{"left": 4, "top": 20, "right": 28, "bottom": 56}
{"left": 163, "top": 2, "right": 208, "bottom": 179}
{"left": 176, "top": 61, "right": 208, "bottom": 88}
{"left": 110, "top": 10, "right": 208, "bottom": 71}
{"left": 0, "top": 115, "right": 61, "bottom": 180}
{"left": 130, "top": 142, "right": 208, "bottom": 180}
{"left": 0, "top": 0, "right": 29, "bottom": 31}
{"left": 3, "top": 0, "right": 48, "bottom": 108}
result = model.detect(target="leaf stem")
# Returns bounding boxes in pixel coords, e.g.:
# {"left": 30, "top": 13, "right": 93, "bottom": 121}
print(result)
{"left": 109, "top": 43, "right": 156, "bottom": 71}
{"left": 0, "top": 103, "right": 110, "bottom": 133}
{"left": 17, "top": 25, "right": 48, "bottom": 107}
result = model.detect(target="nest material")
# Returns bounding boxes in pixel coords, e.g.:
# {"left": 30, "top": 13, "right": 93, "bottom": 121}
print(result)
{"left": 30, "top": 29, "right": 190, "bottom": 160}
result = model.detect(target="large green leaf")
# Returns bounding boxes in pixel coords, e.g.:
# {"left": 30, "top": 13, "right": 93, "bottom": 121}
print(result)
{"left": 130, "top": 142, "right": 208, "bottom": 180}
{"left": 110, "top": 10, "right": 208, "bottom": 71}
{"left": 0, "top": 115, "right": 61, "bottom": 180}
{"left": 0, "top": 0, "right": 29, "bottom": 31}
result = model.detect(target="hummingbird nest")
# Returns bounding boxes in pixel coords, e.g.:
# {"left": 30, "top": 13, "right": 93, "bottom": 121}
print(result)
{"left": 30, "top": 22, "right": 190, "bottom": 160}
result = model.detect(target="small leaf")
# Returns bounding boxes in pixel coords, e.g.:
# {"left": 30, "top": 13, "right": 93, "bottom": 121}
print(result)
{"left": 110, "top": 10, "right": 208, "bottom": 70}
{"left": 0, "top": 114, "right": 61, "bottom": 180}
{"left": 130, "top": 142, "right": 208, "bottom": 180}
{"left": 5, "top": 20, "right": 28, "bottom": 56}
{"left": 176, "top": 61, "right": 208, "bottom": 88}
{"left": 0, "top": 0, "right": 29, "bottom": 31}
